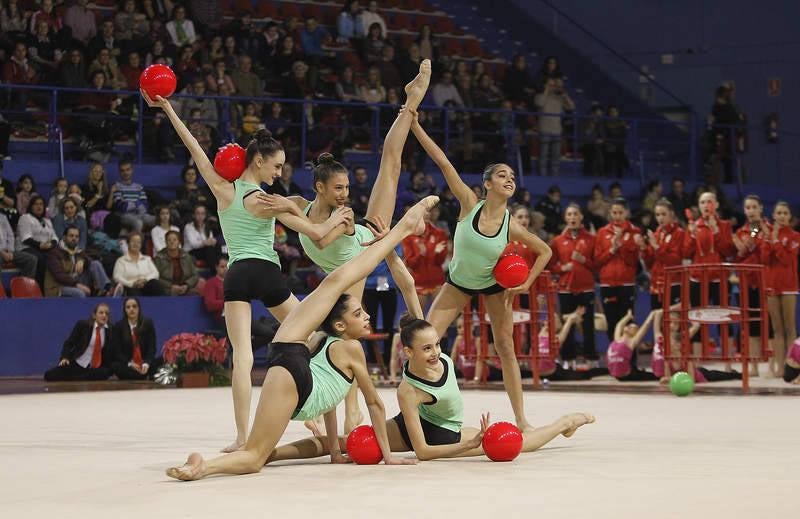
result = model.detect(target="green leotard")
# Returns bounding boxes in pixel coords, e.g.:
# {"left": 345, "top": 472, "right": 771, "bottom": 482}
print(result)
{"left": 402, "top": 353, "right": 463, "bottom": 433}
{"left": 447, "top": 200, "right": 510, "bottom": 290}
{"left": 298, "top": 202, "right": 374, "bottom": 273}
{"left": 217, "top": 179, "right": 280, "bottom": 267}
{"left": 292, "top": 336, "right": 353, "bottom": 421}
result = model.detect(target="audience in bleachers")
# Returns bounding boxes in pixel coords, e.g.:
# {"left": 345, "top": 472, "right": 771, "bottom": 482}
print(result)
{"left": 154, "top": 229, "right": 198, "bottom": 295}
{"left": 45, "top": 224, "right": 111, "bottom": 297}
{"left": 112, "top": 231, "right": 163, "bottom": 296}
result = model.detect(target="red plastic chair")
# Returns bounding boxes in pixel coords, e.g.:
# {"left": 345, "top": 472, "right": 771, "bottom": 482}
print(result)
{"left": 10, "top": 276, "right": 42, "bottom": 298}
{"left": 0, "top": 282, "right": 6, "bottom": 299}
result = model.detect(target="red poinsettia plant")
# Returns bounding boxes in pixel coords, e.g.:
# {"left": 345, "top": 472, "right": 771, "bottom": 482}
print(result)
{"left": 162, "top": 333, "right": 228, "bottom": 372}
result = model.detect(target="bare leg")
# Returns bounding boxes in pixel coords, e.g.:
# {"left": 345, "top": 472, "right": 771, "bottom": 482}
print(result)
{"left": 485, "top": 293, "right": 532, "bottom": 432}
{"left": 167, "top": 367, "right": 299, "bottom": 481}
{"left": 768, "top": 296, "right": 784, "bottom": 377}
{"left": 274, "top": 196, "right": 439, "bottom": 344}
{"left": 425, "top": 283, "right": 470, "bottom": 338}
{"left": 222, "top": 301, "right": 254, "bottom": 453}
{"left": 365, "top": 59, "right": 431, "bottom": 226}
{"left": 267, "top": 293, "right": 301, "bottom": 322}
{"left": 780, "top": 294, "right": 797, "bottom": 378}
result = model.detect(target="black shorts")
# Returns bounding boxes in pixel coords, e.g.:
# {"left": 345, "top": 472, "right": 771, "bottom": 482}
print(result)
{"left": 784, "top": 364, "right": 800, "bottom": 383}
{"left": 265, "top": 342, "right": 313, "bottom": 411}
{"left": 224, "top": 258, "right": 292, "bottom": 308}
{"left": 445, "top": 271, "right": 504, "bottom": 296}
{"left": 392, "top": 412, "right": 461, "bottom": 450}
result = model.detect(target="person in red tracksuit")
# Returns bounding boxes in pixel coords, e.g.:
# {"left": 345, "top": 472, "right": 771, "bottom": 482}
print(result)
{"left": 593, "top": 197, "right": 642, "bottom": 341}
{"left": 550, "top": 203, "right": 597, "bottom": 360}
{"left": 641, "top": 198, "right": 685, "bottom": 310}
{"left": 683, "top": 191, "right": 736, "bottom": 308}
{"left": 732, "top": 194, "right": 771, "bottom": 375}
{"left": 401, "top": 212, "right": 449, "bottom": 311}
{"left": 765, "top": 201, "right": 800, "bottom": 378}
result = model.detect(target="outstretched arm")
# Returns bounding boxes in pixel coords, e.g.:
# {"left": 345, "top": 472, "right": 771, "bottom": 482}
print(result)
{"left": 410, "top": 112, "right": 477, "bottom": 213}
{"left": 630, "top": 311, "right": 657, "bottom": 348}
{"left": 141, "top": 89, "right": 232, "bottom": 203}
{"left": 557, "top": 312, "right": 582, "bottom": 344}
{"left": 614, "top": 309, "right": 634, "bottom": 342}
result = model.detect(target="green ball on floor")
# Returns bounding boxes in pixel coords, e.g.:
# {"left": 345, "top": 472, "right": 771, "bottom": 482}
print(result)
{"left": 669, "top": 371, "right": 695, "bottom": 397}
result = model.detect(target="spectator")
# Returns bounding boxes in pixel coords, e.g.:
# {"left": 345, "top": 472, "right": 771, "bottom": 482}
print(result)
{"left": 299, "top": 16, "right": 331, "bottom": 62}
{"left": 0, "top": 114, "right": 9, "bottom": 161}
{"left": 235, "top": 13, "right": 263, "bottom": 60}
{"left": 363, "top": 247, "right": 401, "bottom": 366}
{"left": 199, "top": 35, "right": 224, "bottom": 71}
{"left": 266, "top": 163, "right": 303, "bottom": 198}
{"left": 187, "top": 108, "right": 214, "bottom": 157}
{"left": 603, "top": 105, "right": 629, "bottom": 177}
{"left": 88, "top": 47, "right": 126, "bottom": 90}
{"left": 45, "top": 224, "right": 111, "bottom": 297}
{"left": 29, "top": 0, "right": 62, "bottom": 36}
{"left": 53, "top": 197, "right": 88, "bottom": 250}
{"left": 180, "top": 78, "right": 218, "bottom": 127}
{"left": 119, "top": 51, "right": 143, "bottom": 90}
{"left": 585, "top": 184, "right": 609, "bottom": 230}
{"left": 535, "top": 185, "right": 562, "bottom": 236}
{"left": 144, "top": 39, "right": 172, "bottom": 68}
{"left": 3, "top": 41, "right": 38, "bottom": 86}
{"left": 166, "top": 5, "right": 197, "bottom": 47}
{"left": 183, "top": 204, "right": 220, "bottom": 267}
{"left": 397, "top": 42, "right": 421, "bottom": 83}
{"left": 27, "top": 20, "right": 62, "bottom": 82}
{"left": 108, "top": 159, "right": 154, "bottom": 232}
{"left": 263, "top": 101, "right": 291, "bottom": 141}
{"left": 581, "top": 104, "right": 605, "bottom": 176}
{"left": 455, "top": 74, "right": 473, "bottom": 108}
{"left": 536, "top": 55, "right": 563, "bottom": 89}
{"left": 530, "top": 210, "right": 550, "bottom": 242}
{"left": 222, "top": 35, "right": 239, "bottom": 70}
{"left": 431, "top": 70, "right": 464, "bottom": 108}
{"left": 1, "top": 0, "right": 28, "bottom": 38}
{"left": 259, "top": 22, "right": 280, "bottom": 71}
{"left": 667, "top": 178, "right": 692, "bottom": 223}
{"left": 0, "top": 168, "right": 14, "bottom": 213}
{"left": 359, "top": 66, "right": 385, "bottom": 104}
{"left": 114, "top": 0, "right": 150, "bottom": 47}
{"left": 43, "top": 303, "right": 114, "bottom": 382}
{"left": 337, "top": 0, "right": 363, "bottom": 42}
{"left": 534, "top": 78, "right": 574, "bottom": 177}
{"left": 362, "top": 22, "right": 385, "bottom": 64}
{"left": 15, "top": 173, "right": 37, "bottom": 216}
{"left": 641, "top": 180, "right": 663, "bottom": 213}
{"left": 349, "top": 166, "right": 370, "bottom": 217}
{"left": 335, "top": 65, "right": 363, "bottom": 102}
{"left": 81, "top": 162, "right": 110, "bottom": 219}
{"left": 710, "top": 85, "right": 743, "bottom": 184}
{"left": 16, "top": 194, "right": 57, "bottom": 286}
{"left": 360, "top": 1, "right": 387, "bottom": 40}
{"left": 174, "top": 164, "right": 212, "bottom": 219}
{"left": 47, "top": 177, "right": 68, "bottom": 219}
{"left": 608, "top": 181, "right": 623, "bottom": 200}
{"left": 58, "top": 48, "right": 88, "bottom": 90}
{"left": 188, "top": 0, "right": 223, "bottom": 36}
{"left": 504, "top": 54, "right": 536, "bottom": 105}
{"left": 88, "top": 20, "right": 121, "bottom": 61}
{"left": 241, "top": 102, "right": 260, "bottom": 138}
{"left": 111, "top": 297, "right": 158, "bottom": 380}
{"left": 64, "top": 0, "right": 96, "bottom": 46}
{"left": 0, "top": 212, "right": 37, "bottom": 278}
{"left": 642, "top": 198, "right": 685, "bottom": 310}
{"left": 231, "top": 55, "right": 262, "bottom": 100}
{"left": 151, "top": 206, "right": 179, "bottom": 254}
{"left": 472, "top": 73, "right": 503, "bottom": 109}
{"left": 112, "top": 231, "right": 164, "bottom": 296}
{"left": 272, "top": 36, "right": 302, "bottom": 80}
{"left": 402, "top": 209, "right": 448, "bottom": 311}
{"left": 154, "top": 230, "right": 199, "bottom": 295}
{"left": 174, "top": 44, "right": 199, "bottom": 85}
{"left": 415, "top": 23, "right": 438, "bottom": 61}
{"left": 205, "top": 58, "right": 236, "bottom": 94}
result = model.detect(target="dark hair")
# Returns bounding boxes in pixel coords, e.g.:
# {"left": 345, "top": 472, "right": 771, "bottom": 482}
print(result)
{"left": 510, "top": 203, "right": 529, "bottom": 216}
{"left": 481, "top": 163, "right": 500, "bottom": 183}
{"left": 63, "top": 224, "right": 80, "bottom": 238}
{"left": 60, "top": 196, "right": 78, "bottom": 214}
{"left": 125, "top": 230, "right": 143, "bottom": 244}
{"left": 92, "top": 302, "right": 111, "bottom": 319}
{"left": 118, "top": 157, "right": 133, "bottom": 169}
{"left": 654, "top": 198, "right": 674, "bottom": 212}
{"left": 313, "top": 152, "right": 348, "bottom": 191}
{"left": 320, "top": 294, "right": 352, "bottom": 336}
{"left": 16, "top": 173, "right": 36, "bottom": 193}
{"left": 192, "top": 204, "right": 210, "bottom": 235}
{"left": 547, "top": 185, "right": 561, "bottom": 195}
{"left": 122, "top": 296, "right": 144, "bottom": 330}
{"left": 744, "top": 194, "right": 763, "bottom": 206}
{"left": 609, "top": 181, "right": 622, "bottom": 191}
{"left": 216, "top": 255, "right": 229, "bottom": 266}
{"left": 246, "top": 128, "right": 283, "bottom": 166}
{"left": 26, "top": 194, "right": 46, "bottom": 216}
{"left": 399, "top": 313, "right": 433, "bottom": 348}
{"left": 180, "top": 164, "right": 197, "bottom": 183}
{"left": 565, "top": 202, "right": 582, "bottom": 214}
{"left": 610, "top": 197, "right": 628, "bottom": 209}
{"left": 165, "top": 230, "right": 181, "bottom": 244}
{"left": 774, "top": 200, "right": 792, "bottom": 214}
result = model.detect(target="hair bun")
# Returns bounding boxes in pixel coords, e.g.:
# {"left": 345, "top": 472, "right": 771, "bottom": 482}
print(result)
{"left": 398, "top": 312, "right": 419, "bottom": 329}
{"left": 253, "top": 128, "right": 273, "bottom": 143}
{"left": 316, "top": 152, "right": 336, "bottom": 166}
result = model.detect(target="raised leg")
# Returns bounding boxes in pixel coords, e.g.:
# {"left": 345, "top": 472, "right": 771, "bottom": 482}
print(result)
{"left": 425, "top": 283, "right": 470, "bottom": 338}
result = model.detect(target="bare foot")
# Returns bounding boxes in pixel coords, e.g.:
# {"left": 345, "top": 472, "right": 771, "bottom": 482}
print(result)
{"left": 304, "top": 417, "right": 324, "bottom": 437}
{"left": 399, "top": 196, "right": 439, "bottom": 234}
{"left": 220, "top": 439, "right": 246, "bottom": 453}
{"left": 517, "top": 419, "right": 536, "bottom": 434}
{"left": 404, "top": 59, "right": 431, "bottom": 108}
{"left": 561, "top": 413, "right": 595, "bottom": 438}
{"left": 166, "top": 452, "right": 207, "bottom": 481}
{"left": 344, "top": 408, "right": 365, "bottom": 436}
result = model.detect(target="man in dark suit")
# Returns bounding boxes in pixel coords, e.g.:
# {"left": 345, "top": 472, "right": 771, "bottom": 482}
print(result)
{"left": 44, "top": 303, "right": 114, "bottom": 381}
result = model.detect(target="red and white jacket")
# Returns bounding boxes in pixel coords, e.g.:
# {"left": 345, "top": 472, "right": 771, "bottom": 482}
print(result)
{"left": 642, "top": 222, "right": 685, "bottom": 295}
{"left": 683, "top": 216, "right": 735, "bottom": 281}
{"left": 594, "top": 221, "right": 641, "bottom": 287}
{"left": 734, "top": 221, "right": 772, "bottom": 289}
{"left": 401, "top": 222, "right": 449, "bottom": 292}
{"left": 765, "top": 226, "right": 800, "bottom": 295}
{"left": 549, "top": 228, "right": 595, "bottom": 293}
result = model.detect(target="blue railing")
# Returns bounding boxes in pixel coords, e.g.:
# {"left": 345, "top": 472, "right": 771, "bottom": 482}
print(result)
{"left": 2, "top": 83, "right": 774, "bottom": 188}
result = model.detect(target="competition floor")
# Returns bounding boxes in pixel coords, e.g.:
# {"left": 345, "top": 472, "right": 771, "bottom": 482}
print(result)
{"left": 2, "top": 381, "right": 797, "bottom": 518}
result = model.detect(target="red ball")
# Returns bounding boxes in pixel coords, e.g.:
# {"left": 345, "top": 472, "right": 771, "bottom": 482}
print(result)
{"left": 346, "top": 425, "right": 383, "bottom": 465}
{"left": 213, "top": 143, "right": 247, "bottom": 182}
{"left": 139, "top": 64, "right": 176, "bottom": 99}
{"left": 493, "top": 254, "right": 530, "bottom": 289}
{"left": 482, "top": 421, "right": 523, "bottom": 462}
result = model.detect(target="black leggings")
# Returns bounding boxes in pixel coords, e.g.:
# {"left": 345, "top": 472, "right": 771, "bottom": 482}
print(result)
{"left": 543, "top": 364, "right": 609, "bottom": 381}
{"left": 600, "top": 285, "right": 636, "bottom": 342}
{"left": 698, "top": 367, "right": 741, "bottom": 382}
{"left": 558, "top": 291, "right": 597, "bottom": 360}
{"left": 363, "top": 288, "right": 398, "bottom": 365}
{"left": 617, "top": 368, "right": 659, "bottom": 382}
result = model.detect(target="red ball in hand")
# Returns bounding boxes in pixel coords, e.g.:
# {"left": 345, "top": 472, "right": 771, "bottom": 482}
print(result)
{"left": 493, "top": 253, "right": 530, "bottom": 289}
{"left": 139, "top": 64, "right": 176, "bottom": 99}
{"left": 482, "top": 422, "right": 523, "bottom": 462}
{"left": 346, "top": 425, "right": 383, "bottom": 465}
{"left": 214, "top": 143, "right": 247, "bottom": 182}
